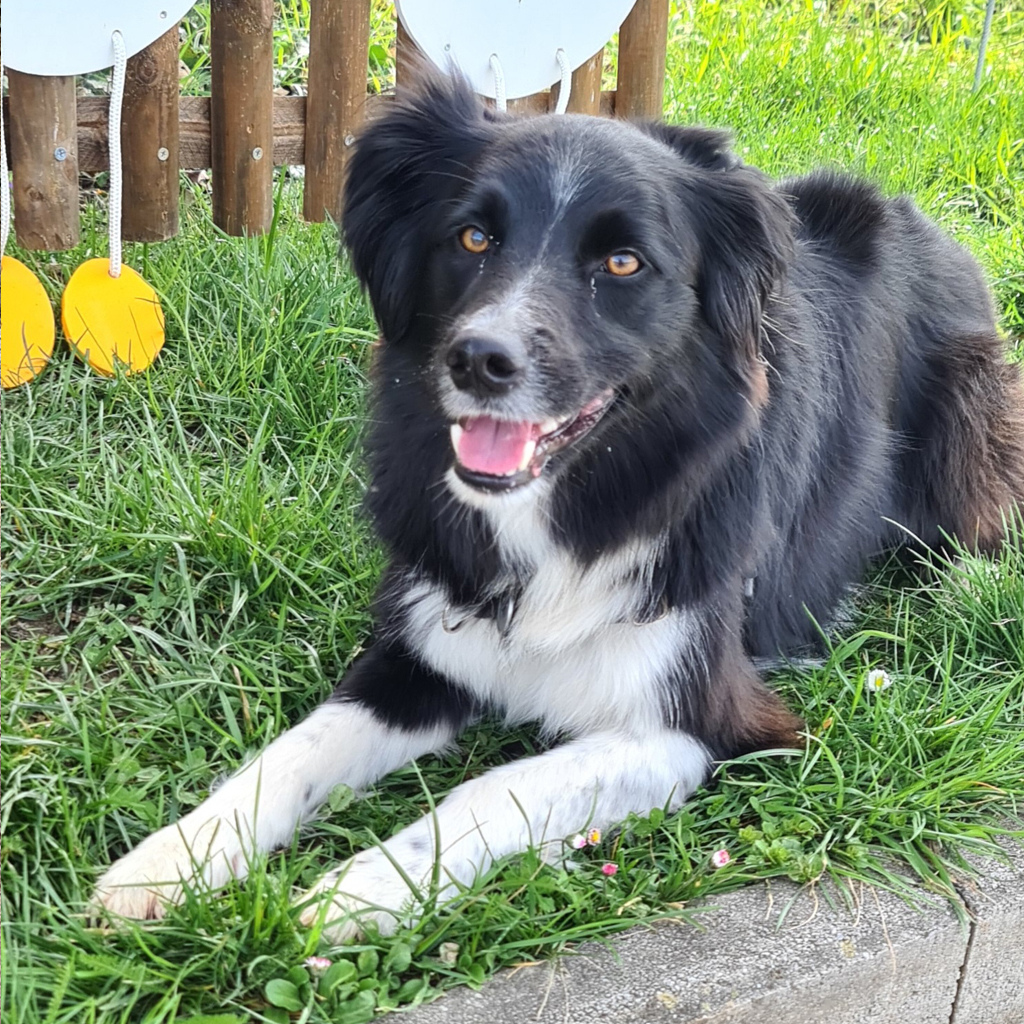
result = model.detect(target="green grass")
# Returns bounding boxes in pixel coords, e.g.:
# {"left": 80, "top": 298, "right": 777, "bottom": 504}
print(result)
{"left": 3, "top": 2, "right": 1023, "bottom": 1022}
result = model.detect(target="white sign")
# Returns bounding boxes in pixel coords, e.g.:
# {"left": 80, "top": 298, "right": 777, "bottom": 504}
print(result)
{"left": 2, "top": 2, "right": 196, "bottom": 76}
{"left": 396, "top": 0, "right": 638, "bottom": 100}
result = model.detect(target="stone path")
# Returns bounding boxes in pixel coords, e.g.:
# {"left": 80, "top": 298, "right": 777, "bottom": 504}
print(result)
{"left": 406, "top": 833, "right": 1023, "bottom": 1023}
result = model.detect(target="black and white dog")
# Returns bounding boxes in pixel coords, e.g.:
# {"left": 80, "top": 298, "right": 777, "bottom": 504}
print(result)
{"left": 95, "top": 74, "right": 1024, "bottom": 939}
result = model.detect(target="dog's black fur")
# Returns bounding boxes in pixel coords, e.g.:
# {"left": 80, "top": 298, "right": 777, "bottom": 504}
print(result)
{"left": 339, "top": 74, "right": 1024, "bottom": 757}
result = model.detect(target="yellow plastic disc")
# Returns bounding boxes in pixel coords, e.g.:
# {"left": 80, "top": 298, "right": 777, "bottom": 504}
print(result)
{"left": 61, "top": 258, "right": 165, "bottom": 376}
{"left": 1, "top": 254, "right": 56, "bottom": 389}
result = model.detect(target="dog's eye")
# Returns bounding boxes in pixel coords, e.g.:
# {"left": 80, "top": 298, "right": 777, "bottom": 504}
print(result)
{"left": 459, "top": 227, "right": 491, "bottom": 254}
{"left": 604, "top": 252, "right": 642, "bottom": 277}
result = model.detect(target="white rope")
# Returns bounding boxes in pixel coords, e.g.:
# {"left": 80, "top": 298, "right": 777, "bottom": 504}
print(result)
{"left": 1, "top": 57, "right": 11, "bottom": 256}
{"left": 553, "top": 48, "right": 572, "bottom": 114}
{"left": 108, "top": 30, "right": 127, "bottom": 278}
{"left": 490, "top": 49, "right": 572, "bottom": 115}
{"left": 489, "top": 53, "right": 507, "bottom": 112}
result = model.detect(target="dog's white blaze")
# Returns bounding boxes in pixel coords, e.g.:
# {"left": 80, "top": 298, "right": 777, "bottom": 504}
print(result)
{"left": 302, "top": 728, "right": 710, "bottom": 941}
{"left": 549, "top": 151, "right": 589, "bottom": 218}
{"left": 93, "top": 704, "right": 454, "bottom": 919}
{"left": 438, "top": 266, "right": 559, "bottom": 424}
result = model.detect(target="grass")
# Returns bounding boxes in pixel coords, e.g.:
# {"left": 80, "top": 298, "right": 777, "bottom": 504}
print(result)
{"left": 3, "top": 1, "right": 1023, "bottom": 1021}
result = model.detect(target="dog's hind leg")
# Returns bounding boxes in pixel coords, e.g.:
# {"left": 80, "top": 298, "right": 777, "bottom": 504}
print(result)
{"left": 92, "top": 645, "right": 465, "bottom": 920}
{"left": 900, "top": 333, "right": 1024, "bottom": 553}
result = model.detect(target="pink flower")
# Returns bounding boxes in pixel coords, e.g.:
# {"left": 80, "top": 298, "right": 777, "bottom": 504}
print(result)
{"left": 571, "top": 833, "right": 588, "bottom": 849}
{"left": 601, "top": 862, "right": 618, "bottom": 876}
{"left": 711, "top": 848, "right": 731, "bottom": 869}
{"left": 586, "top": 828, "right": 602, "bottom": 846}
{"left": 304, "top": 955, "right": 332, "bottom": 974}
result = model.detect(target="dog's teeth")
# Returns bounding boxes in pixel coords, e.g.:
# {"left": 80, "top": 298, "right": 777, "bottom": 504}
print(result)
{"left": 518, "top": 439, "right": 537, "bottom": 471}
{"left": 539, "top": 418, "right": 560, "bottom": 435}
{"left": 450, "top": 423, "right": 463, "bottom": 451}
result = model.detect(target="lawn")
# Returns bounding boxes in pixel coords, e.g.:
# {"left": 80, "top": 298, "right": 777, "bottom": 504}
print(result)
{"left": 2, "top": 2, "right": 1023, "bottom": 1022}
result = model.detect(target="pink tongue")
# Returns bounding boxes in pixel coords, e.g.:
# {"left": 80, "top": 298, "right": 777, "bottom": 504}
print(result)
{"left": 458, "top": 417, "right": 533, "bottom": 476}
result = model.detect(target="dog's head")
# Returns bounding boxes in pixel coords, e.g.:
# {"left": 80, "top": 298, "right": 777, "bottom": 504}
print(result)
{"left": 344, "top": 75, "right": 794, "bottom": 500}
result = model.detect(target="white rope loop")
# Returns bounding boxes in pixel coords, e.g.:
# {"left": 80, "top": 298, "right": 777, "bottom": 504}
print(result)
{"left": 491, "top": 49, "right": 572, "bottom": 115}
{"left": 553, "top": 47, "right": 572, "bottom": 114}
{"left": 1, "top": 57, "right": 11, "bottom": 256}
{"left": 107, "top": 30, "right": 127, "bottom": 278}
{"left": 489, "top": 53, "right": 507, "bottom": 113}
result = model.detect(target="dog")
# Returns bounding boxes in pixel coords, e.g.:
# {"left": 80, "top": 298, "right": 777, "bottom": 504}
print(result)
{"left": 94, "top": 73, "right": 1024, "bottom": 940}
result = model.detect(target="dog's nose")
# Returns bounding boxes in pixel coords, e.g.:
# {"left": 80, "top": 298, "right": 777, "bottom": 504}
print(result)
{"left": 446, "top": 336, "right": 524, "bottom": 395}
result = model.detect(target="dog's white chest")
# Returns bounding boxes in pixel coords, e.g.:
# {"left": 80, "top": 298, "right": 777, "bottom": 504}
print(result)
{"left": 401, "top": 485, "right": 691, "bottom": 734}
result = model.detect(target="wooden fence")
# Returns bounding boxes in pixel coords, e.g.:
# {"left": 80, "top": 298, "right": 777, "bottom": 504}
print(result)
{"left": 4, "top": 0, "right": 669, "bottom": 251}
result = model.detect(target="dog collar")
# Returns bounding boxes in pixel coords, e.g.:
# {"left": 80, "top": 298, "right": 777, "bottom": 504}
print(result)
{"left": 440, "top": 586, "right": 672, "bottom": 638}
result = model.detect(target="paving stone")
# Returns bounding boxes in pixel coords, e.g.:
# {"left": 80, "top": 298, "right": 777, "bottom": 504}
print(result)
{"left": 405, "top": 831, "right": 1024, "bottom": 1024}
{"left": 409, "top": 878, "right": 968, "bottom": 1023}
{"left": 950, "top": 833, "right": 1024, "bottom": 1024}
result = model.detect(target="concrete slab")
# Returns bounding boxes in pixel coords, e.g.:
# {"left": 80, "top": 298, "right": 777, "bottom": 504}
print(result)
{"left": 949, "top": 833, "right": 1024, "bottom": 1024}
{"left": 407, "top": 837, "right": 1024, "bottom": 1024}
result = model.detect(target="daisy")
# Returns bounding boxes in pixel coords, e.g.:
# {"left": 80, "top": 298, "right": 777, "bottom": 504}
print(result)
{"left": 866, "top": 668, "right": 893, "bottom": 693}
{"left": 711, "top": 849, "right": 732, "bottom": 869}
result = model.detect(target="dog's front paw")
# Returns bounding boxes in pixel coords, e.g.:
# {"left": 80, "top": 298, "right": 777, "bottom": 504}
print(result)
{"left": 298, "top": 847, "right": 426, "bottom": 942}
{"left": 93, "top": 819, "right": 239, "bottom": 921}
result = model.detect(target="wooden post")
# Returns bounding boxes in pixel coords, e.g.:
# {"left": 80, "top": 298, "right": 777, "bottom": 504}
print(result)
{"left": 508, "top": 93, "right": 551, "bottom": 115}
{"left": 551, "top": 49, "right": 604, "bottom": 116}
{"left": 303, "top": 0, "right": 371, "bottom": 224}
{"left": 616, "top": 0, "right": 669, "bottom": 120}
{"left": 395, "top": 17, "right": 418, "bottom": 88}
{"left": 211, "top": 0, "right": 274, "bottom": 235}
{"left": 122, "top": 25, "right": 180, "bottom": 241}
{"left": 7, "top": 71, "right": 80, "bottom": 250}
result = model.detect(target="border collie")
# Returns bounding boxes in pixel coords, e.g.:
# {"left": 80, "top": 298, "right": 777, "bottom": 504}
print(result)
{"left": 95, "top": 74, "right": 1024, "bottom": 940}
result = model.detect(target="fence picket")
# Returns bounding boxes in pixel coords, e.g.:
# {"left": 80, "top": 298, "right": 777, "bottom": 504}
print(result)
{"left": 553, "top": 48, "right": 605, "bottom": 116}
{"left": 211, "top": 0, "right": 274, "bottom": 236}
{"left": 303, "top": 0, "right": 371, "bottom": 225}
{"left": 8, "top": 71, "right": 80, "bottom": 250}
{"left": 616, "top": 0, "right": 670, "bottom": 119}
{"left": 123, "top": 25, "right": 181, "bottom": 242}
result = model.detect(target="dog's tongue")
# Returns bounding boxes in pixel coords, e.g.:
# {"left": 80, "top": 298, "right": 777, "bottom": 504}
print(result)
{"left": 458, "top": 416, "right": 533, "bottom": 476}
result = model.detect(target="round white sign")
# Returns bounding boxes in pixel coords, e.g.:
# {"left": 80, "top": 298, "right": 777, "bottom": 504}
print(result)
{"left": 2, "top": 1, "right": 197, "bottom": 76}
{"left": 396, "top": 0, "right": 638, "bottom": 100}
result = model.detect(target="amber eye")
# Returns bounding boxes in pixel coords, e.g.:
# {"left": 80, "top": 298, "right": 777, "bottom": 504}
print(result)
{"left": 604, "top": 252, "right": 642, "bottom": 276}
{"left": 459, "top": 227, "right": 490, "bottom": 254}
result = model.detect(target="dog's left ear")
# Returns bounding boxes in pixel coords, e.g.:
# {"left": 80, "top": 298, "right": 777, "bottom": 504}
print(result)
{"left": 680, "top": 164, "right": 795, "bottom": 363}
{"left": 343, "top": 73, "right": 496, "bottom": 341}
{"left": 639, "top": 123, "right": 742, "bottom": 171}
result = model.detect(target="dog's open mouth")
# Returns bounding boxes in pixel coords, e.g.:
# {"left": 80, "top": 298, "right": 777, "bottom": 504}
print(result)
{"left": 450, "top": 390, "right": 615, "bottom": 491}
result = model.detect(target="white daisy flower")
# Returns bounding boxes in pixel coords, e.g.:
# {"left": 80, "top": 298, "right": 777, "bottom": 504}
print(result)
{"left": 866, "top": 668, "right": 893, "bottom": 693}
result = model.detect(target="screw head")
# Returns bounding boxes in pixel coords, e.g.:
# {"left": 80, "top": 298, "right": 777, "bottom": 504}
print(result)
{"left": 344, "top": 134, "right": 356, "bottom": 147}
{"left": 252, "top": 147, "right": 264, "bottom": 160}
{"left": 157, "top": 146, "right": 170, "bottom": 161}
{"left": 54, "top": 146, "right": 68, "bottom": 161}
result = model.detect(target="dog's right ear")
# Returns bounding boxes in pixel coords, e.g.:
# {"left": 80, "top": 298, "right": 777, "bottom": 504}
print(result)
{"left": 343, "top": 74, "right": 495, "bottom": 342}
